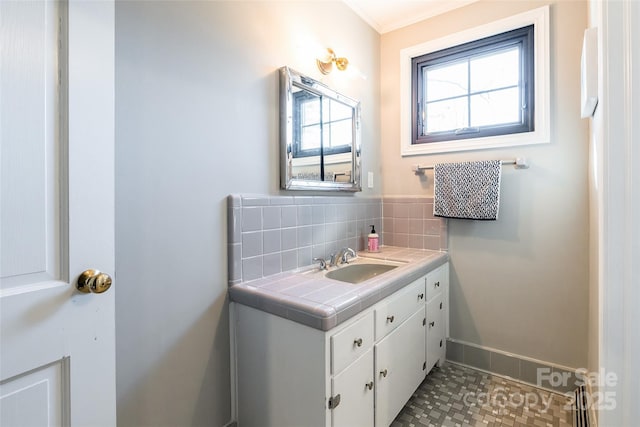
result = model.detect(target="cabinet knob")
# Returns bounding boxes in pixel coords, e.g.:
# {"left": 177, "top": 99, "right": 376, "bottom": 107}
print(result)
{"left": 380, "top": 369, "right": 388, "bottom": 378}
{"left": 365, "top": 381, "right": 374, "bottom": 390}
{"left": 429, "top": 321, "right": 435, "bottom": 328}
{"left": 434, "top": 281, "right": 440, "bottom": 288}
{"left": 354, "top": 338, "right": 363, "bottom": 347}
{"left": 418, "top": 293, "right": 424, "bottom": 300}
{"left": 386, "top": 315, "right": 394, "bottom": 323}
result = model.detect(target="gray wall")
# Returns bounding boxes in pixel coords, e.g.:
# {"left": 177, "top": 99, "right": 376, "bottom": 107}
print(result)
{"left": 115, "top": 2, "right": 380, "bottom": 426}
{"left": 115, "top": 0, "right": 591, "bottom": 424}
{"left": 380, "top": 0, "right": 589, "bottom": 368}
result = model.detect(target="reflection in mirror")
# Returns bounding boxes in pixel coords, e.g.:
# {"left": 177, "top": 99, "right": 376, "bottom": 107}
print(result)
{"left": 280, "top": 66, "right": 361, "bottom": 191}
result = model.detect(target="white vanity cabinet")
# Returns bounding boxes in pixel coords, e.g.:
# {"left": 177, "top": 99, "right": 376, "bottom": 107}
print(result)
{"left": 232, "top": 262, "right": 449, "bottom": 427}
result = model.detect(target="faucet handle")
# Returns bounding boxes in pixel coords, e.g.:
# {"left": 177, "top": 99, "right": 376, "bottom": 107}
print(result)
{"left": 313, "top": 257, "right": 327, "bottom": 270}
{"left": 329, "top": 253, "right": 337, "bottom": 267}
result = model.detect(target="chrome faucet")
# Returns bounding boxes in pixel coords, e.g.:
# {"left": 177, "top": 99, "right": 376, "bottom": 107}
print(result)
{"left": 337, "top": 247, "right": 356, "bottom": 265}
{"left": 326, "top": 248, "right": 356, "bottom": 268}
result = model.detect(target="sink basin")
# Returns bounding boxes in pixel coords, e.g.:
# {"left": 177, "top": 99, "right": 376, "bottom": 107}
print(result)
{"left": 325, "top": 263, "right": 398, "bottom": 284}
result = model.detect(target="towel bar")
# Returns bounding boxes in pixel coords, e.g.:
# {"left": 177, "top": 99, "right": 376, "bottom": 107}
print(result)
{"left": 412, "top": 157, "right": 529, "bottom": 175}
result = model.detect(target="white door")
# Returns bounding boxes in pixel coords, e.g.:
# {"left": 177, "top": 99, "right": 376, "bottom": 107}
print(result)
{"left": 0, "top": 1, "right": 115, "bottom": 426}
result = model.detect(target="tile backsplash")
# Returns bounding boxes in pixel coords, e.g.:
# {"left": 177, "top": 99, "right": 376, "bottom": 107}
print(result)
{"left": 227, "top": 195, "right": 382, "bottom": 285}
{"left": 227, "top": 194, "right": 447, "bottom": 285}
{"left": 383, "top": 197, "right": 448, "bottom": 252}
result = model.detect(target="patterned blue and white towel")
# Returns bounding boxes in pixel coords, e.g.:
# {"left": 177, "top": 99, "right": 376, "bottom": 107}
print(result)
{"left": 433, "top": 160, "right": 502, "bottom": 220}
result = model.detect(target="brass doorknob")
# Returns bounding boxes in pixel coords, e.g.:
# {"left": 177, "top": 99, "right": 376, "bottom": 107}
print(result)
{"left": 76, "top": 269, "right": 112, "bottom": 294}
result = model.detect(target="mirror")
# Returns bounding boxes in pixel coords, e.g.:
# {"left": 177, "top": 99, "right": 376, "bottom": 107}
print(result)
{"left": 279, "top": 66, "right": 361, "bottom": 192}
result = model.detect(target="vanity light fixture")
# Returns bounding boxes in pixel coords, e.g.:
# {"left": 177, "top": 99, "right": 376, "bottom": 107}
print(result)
{"left": 316, "top": 48, "right": 349, "bottom": 75}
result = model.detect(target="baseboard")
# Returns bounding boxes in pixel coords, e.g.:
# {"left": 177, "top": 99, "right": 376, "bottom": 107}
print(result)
{"left": 446, "top": 360, "right": 567, "bottom": 398}
{"left": 445, "top": 338, "right": 584, "bottom": 395}
{"left": 585, "top": 379, "right": 598, "bottom": 427}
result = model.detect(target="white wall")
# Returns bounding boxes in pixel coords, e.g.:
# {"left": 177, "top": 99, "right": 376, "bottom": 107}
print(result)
{"left": 380, "top": 0, "right": 589, "bottom": 368}
{"left": 114, "top": 2, "right": 380, "bottom": 425}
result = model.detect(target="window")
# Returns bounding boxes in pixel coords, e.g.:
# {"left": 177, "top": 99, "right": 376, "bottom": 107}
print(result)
{"left": 400, "top": 6, "right": 549, "bottom": 156}
{"left": 412, "top": 25, "right": 534, "bottom": 145}
{"left": 293, "top": 92, "right": 353, "bottom": 158}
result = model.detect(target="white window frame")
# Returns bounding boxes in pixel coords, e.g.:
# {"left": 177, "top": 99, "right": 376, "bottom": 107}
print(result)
{"left": 400, "top": 6, "right": 550, "bottom": 156}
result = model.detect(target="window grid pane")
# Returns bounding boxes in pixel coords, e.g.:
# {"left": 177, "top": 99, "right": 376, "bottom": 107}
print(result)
{"left": 470, "top": 46, "right": 520, "bottom": 93}
{"left": 424, "top": 96, "right": 469, "bottom": 134}
{"left": 301, "top": 125, "right": 320, "bottom": 150}
{"left": 301, "top": 98, "right": 321, "bottom": 126}
{"left": 323, "top": 99, "right": 352, "bottom": 149}
{"left": 425, "top": 60, "right": 468, "bottom": 102}
{"left": 413, "top": 24, "right": 534, "bottom": 144}
{"left": 470, "top": 87, "right": 521, "bottom": 127}
{"left": 329, "top": 119, "right": 352, "bottom": 148}
{"left": 293, "top": 90, "right": 355, "bottom": 158}
{"left": 422, "top": 46, "right": 522, "bottom": 135}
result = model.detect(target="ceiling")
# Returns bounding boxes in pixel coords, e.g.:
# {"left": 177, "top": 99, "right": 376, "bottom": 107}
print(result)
{"left": 342, "top": 0, "right": 480, "bottom": 34}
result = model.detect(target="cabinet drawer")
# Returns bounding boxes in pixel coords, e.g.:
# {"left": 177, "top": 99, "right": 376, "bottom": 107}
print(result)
{"left": 331, "top": 311, "right": 374, "bottom": 375}
{"left": 375, "top": 277, "right": 425, "bottom": 341}
{"left": 426, "top": 263, "right": 446, "bottom": 302}
{"left": 426, "top": 296, "right": 444, "bottom": 372}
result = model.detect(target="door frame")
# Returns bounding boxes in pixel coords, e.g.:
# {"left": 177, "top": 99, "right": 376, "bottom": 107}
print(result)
{"left": 596, "top": 0, "right": 640, "bottom": 424}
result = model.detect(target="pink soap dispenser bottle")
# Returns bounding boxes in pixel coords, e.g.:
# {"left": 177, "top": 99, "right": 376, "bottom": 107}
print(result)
{"left": 368, "top": 225, "right": 379, "bottom": 252}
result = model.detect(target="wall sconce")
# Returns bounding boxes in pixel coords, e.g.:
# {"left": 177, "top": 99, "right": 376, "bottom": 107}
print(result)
{"left": 316, "top": 48, "right": 349, "bottom": 75}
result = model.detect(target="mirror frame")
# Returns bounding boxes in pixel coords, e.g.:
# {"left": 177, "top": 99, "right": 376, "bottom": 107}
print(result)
{"left": 279, "top": 66, "right": 362, "bottom": 192}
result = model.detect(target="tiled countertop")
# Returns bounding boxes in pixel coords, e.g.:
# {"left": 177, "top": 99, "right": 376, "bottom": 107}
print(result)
{"left": 228, "top": 246, "right": 449, "bottom": 331}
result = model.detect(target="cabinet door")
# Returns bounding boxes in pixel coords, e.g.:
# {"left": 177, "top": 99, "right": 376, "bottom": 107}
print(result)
{"left": 426, "top": 296, "right": 444, "bottom": 372}
{"left": 332, "top": 349, "right": 374, "bottom": 427}
{"left": 375, "top": 307, "right": 426, "bottom": 427}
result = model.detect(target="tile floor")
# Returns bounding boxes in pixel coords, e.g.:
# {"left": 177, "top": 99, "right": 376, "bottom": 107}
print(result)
{"left": 393, "top": 362, "right": 574, "bottom": 427}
